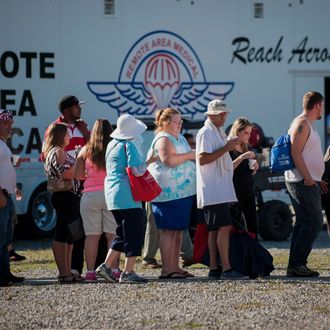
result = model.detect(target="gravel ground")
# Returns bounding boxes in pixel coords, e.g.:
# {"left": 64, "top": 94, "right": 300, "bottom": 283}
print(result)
{"left": 1, "top": 232, "right": 330, "bottom": 329}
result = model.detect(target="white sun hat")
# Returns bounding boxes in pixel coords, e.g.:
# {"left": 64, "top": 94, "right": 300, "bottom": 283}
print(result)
{"left": 110, "top": 114, "right": 147, "bottom": 140}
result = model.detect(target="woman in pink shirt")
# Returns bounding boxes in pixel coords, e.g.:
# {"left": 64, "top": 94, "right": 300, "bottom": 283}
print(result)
{"left": 74, "top": 119, "right": 118, "bottom": 282}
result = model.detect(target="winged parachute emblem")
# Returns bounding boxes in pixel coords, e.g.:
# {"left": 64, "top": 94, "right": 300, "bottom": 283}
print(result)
{"left": 87, "top": 30, "right": 235, "bottom": 118}
{"left": 88, "top": 81, "right": 234, "bottom": 118}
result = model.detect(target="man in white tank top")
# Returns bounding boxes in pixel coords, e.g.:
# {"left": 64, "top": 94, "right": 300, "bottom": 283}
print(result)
{"left": 285, "top": 91, "right": 328, "bottom": 277}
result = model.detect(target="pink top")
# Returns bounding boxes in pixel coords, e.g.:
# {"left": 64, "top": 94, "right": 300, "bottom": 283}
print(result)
{"left": 83, "top": 159, "right": 106, "bottom": 192}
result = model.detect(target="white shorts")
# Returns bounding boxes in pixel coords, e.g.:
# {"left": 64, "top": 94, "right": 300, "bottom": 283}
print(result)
{"left": 80, "top": 190, "right": 117, "bottom": 235}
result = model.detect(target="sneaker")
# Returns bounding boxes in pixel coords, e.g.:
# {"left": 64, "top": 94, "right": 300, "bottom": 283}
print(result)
{"left": 208, "top": 267, "right": 222, "bottom": 278}
{"left": 142, "top": 260, "right": 162, "bottom": 269}
{"left": 95, "top": 263, "right": 117, "bottom": 283}
{"left": 222, "top": 269, "right": 248, "bottom": 279}
{"left": 119, "top": 271, "right": 148, "bottom": 284}
{"left": 9, "top": 249, "right": 26, "bottom": 262}
{"left": 112, "top": 269, "right": 122, "bottom": 280}
{"left": 286, "top": 265, "right": 320, "bottom": 277}
{"left": 85, "top": 271, "right": 97, "bottom": 283}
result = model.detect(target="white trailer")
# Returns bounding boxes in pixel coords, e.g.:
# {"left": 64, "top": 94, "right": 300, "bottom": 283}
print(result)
{"left": 1, "top": 0, "right": 329, "bottom": 236}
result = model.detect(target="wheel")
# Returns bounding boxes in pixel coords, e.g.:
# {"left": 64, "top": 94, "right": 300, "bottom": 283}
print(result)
{"left": 25, "top": 184, "right": 56, "bottom": 238}
{"left": 259, "top": 200, "right": 293, "bottom": 241}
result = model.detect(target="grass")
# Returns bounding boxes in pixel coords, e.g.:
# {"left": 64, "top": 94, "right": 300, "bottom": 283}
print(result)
{"left": 10, "top": 238, "right": 330, "bottom": 275}
{"left": 271, "top": 251, "right": 330, "bottom": 270}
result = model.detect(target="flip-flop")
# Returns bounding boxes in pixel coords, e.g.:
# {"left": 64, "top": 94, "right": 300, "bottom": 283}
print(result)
{"left": 181, "top": 271, "right": 195, "bottom": 278}
{"left": 159, "top": 272, "right": 186, "bottom": 280}
{"left": 58, "top": 275, "right": 77, "bottom": 284}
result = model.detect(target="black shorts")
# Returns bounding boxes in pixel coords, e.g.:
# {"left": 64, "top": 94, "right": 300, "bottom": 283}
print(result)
{"left": 51, "top": 191, "right": 81, "bottom": 244}
{"left": 111, "top": 208, "right": 145, "bottom": 257}
{"left": 203, "top": 203, "right": 233, "bottom": 232}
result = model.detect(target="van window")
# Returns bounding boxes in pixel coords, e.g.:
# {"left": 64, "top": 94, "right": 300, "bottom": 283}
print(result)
{"left": 104, "top": 0, "right": 115, "bottom": 16}
{"left": 253, "top": 2, "right": 264, "bottom": 19}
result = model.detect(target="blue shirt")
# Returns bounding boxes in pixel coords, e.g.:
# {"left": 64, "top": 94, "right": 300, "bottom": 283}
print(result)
{"left": 104, "top": 139, "right": 144, "bottom": 210}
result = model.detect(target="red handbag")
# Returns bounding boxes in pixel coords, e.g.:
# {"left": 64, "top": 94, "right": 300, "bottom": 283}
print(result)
{"left": 126, "top": 167, "right": 162, "bottom": 202}
{"left": 124, "top": 143, "right": 162, "bottom": 202}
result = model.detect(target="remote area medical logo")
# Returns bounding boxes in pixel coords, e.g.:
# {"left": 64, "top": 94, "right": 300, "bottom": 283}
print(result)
{"left": 88, "top": 30, "right": 234, "bottom": 118}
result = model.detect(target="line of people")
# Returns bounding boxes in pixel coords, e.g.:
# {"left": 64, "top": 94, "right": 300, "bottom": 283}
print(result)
{"left": 1, "top": 90, "right": 329, "bottom": 286}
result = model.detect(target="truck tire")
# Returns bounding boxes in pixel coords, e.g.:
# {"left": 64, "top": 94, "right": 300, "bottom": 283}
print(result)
{"left": 25, "top": 184, "right": 56, "bottom": 238}
{"left": 259, "top": 200, "right": 293, "bottom": 241}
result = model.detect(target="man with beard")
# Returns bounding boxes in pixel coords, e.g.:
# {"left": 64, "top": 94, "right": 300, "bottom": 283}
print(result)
{"left": 285, "top": 91, "right": 328, "bottom": 277}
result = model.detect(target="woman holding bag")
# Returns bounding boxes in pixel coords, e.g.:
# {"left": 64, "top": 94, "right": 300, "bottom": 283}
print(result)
{"left": 43, "top": 122, "right": 79, "bottom": 283}
{"left": 96, "top": 114, "right": 157, "bottom": 284}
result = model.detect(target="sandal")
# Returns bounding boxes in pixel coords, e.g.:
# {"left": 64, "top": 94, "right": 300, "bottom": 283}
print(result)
{"left": 71, "top": 273, "right": 85, "bottom": 282}
{"left": 181, "top": 271, "right": 195, "bottom": 278}
{"left": 58, "top": 275, "right": 76, "bottom": 284}
{"left": 159, "top": 272, "right": 186, "bottom": 280}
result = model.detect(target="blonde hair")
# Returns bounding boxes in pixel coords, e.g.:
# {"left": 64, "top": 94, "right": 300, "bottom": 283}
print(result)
{"left": 43, "top": 123, "right": 68, "bottom": 157}
{"left": 228, "top": 117, "right": 252, "bottom": 152}
{"left": 154, "top": 108, "right": 180, "bottom": 132}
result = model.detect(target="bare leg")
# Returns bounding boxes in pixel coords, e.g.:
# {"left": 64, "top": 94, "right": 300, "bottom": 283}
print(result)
{"left": 217, "top": 225, "right": 232, "bottom": 271}
{"left": 160, "top": 230, "right": 185, "bottom": 276}
{"left": 208, "top": 230, "right": 219, "bottom": 270}
{"left": 84, "top": 234, "right": 101, "bottom": 271}
{"left": 105, "top": 232, "right": 119, "bottom": 269}
{"left": 67, "top": 244, "right": 73, "bottom": 273}
{"left": 124, "top": 256, "right": 137, "bottom": 273}
{"left": 103, "top": 249, "right": 121, "bottom": 269}
{"left": 159, "top": 230, "right": 174, "bottom": 275}
{"left": 53, "top": 240, "right": 71, "bottom": 277}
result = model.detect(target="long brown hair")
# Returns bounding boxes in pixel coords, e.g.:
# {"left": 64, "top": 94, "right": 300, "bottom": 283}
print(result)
{"left": 154, "top": 108, "right": 180, "bottom": 133}
{"left": 43, "top": 122, "right": 68, "bottom": 157}
{"left": 85, "top": 119, "right": 113, "bottom": 170}
{"left": 228, "top": 117, "right": 252, "bottom": 152}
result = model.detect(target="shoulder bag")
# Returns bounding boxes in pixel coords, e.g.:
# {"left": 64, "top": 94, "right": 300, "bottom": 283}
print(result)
{"left": 124, "top": 143, "right": 162, "bottom": 202}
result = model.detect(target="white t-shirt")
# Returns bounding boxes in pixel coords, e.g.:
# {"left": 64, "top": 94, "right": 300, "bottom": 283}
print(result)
{"left": 0, "top": 139, "right": 16, "bottom": 193}
{"left": 196, "top": 125, "right": 237, "bottom": 208}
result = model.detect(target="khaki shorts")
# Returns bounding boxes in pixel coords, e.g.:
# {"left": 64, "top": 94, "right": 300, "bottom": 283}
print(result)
{"left": 80, "top": 190, "right": 117, "bottom": 235}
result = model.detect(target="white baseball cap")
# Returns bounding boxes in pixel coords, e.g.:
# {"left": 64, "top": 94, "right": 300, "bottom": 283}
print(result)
{"left": 205, "top": 99, "right": 231, "bottom": 115}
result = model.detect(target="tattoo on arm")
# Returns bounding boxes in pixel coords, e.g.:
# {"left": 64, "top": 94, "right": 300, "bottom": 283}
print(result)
{"left": 297, "top": 125, "right": 304, "bottom": 134}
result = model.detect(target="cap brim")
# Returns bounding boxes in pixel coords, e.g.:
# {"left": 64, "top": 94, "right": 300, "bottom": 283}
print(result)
{"left": 204, "top": 109, "right": 231, "bottom": 116}
{"left": 79, "top": 101, "right": 86, "bottom": 106}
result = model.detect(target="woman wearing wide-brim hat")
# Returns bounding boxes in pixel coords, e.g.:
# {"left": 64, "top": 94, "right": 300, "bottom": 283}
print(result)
{"left": 95, "top": 114, "right": 157, "bottom": 284}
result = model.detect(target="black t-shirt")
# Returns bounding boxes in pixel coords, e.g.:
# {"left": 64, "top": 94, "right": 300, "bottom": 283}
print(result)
{"left": 230, "top": 150, "right": 254, "bottom": 200}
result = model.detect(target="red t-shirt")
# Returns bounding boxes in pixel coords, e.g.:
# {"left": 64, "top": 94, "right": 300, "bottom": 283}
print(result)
{"left": 41, "top": 116, "right": 89, "bottom": 160}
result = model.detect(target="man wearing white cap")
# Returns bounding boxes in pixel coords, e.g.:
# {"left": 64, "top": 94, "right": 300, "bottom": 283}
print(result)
{"left": 196, "top": 99, "right": 246, "bottom": 279}
{"left": 0, "top": 110, "right": 25, "bottom": 286}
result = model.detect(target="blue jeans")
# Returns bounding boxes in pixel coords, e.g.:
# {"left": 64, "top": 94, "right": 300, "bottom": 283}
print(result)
{"left": 0, "top": 194, "right": 14, "bottom": 278}
{"left": 285, "top": 180, "right": 323, "bottom": 268}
